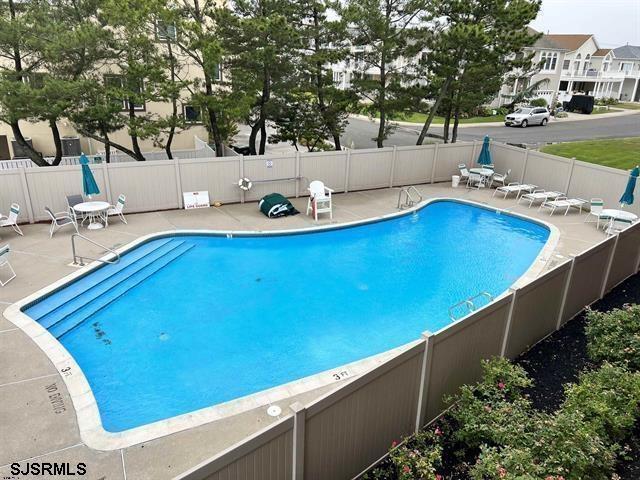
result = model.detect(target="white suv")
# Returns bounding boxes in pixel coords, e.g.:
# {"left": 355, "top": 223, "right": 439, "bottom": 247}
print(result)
{"left": 504, "top": 107, "right": 551, "bottom": 128}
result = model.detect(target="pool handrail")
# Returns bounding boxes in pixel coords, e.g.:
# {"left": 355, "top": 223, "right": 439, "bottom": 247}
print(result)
{"left": 71, "top": 233, "right": 120, "bottom": 266}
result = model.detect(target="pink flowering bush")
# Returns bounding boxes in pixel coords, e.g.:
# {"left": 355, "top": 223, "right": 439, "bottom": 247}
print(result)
{"left": 586, "top": 305, "right": 640, "bottom": 370}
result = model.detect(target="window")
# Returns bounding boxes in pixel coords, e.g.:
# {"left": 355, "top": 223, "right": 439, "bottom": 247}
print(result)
{"left": 183, "top": 105, "right": 203, "bottom": 124}
{"left": 213, "top": 63, "right": 221, "bottom": 81}
{"left": 332, "top": 71, "right": 343, "bottom": 84}
{"left": 104, "top": 75, "right": 145, "bottom": 112}
{"left": 562, "top": 59, "right": 570, "bottom": 70}
{"left": 156, "top": 21, "right": 177, "bottom": 42}
{"left": 620, "top": 62, "right": 632, "bottom": 73}
{"left": 539, "top": 51, "right": 558, "bottom": 71}
{"left": 603, "top": 61, "right": 609, "bottom": 71}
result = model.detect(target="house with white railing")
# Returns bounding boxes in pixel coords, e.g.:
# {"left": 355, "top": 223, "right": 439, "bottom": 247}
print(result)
{"left": 497, "top": 33, "right": 640, "bottom": 107}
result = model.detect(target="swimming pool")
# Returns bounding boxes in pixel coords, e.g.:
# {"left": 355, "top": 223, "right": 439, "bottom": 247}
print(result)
{"left": 22, "top": 200, "right": 549, "bottom": 434}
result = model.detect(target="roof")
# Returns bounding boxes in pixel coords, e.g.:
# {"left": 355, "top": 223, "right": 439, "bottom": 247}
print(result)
{"left": 612, "top": 45, "right": 640, "bottom": 59}
{"left": 592, "top": 48, "right": 611, "bottom": 57}
{"left": 534, "top": 34, "right": 594, "bottom": 51}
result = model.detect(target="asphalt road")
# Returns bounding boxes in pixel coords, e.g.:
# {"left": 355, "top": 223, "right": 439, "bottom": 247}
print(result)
{"left": 342, "top": 113, "right": 640, "bottom": 149}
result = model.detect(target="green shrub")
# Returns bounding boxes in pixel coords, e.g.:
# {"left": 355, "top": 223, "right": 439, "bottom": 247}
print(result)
{"left": 495, "top": 106, "right": 508, "bottom": 116}
{"left": 562, "top": 363, "right": 640, "bottom": 442}
{"left": 555, "top": 111, "right": 568, "bottom": 118}
{"left": 449, "top": 358, "right": 535, "bottom": 449}
{"left": 586, "top": 305, "right": 640, "bottom": 370}
{"left": 471, "top": 410, "right": 617, "bottom": 480}
{"left": 529, "top": 97, "right": 548, "bottom": 107}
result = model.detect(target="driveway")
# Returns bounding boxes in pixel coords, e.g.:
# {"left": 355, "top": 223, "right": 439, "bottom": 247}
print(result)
{"left": 342, "top": 112, "right": 640, "bottom": 149}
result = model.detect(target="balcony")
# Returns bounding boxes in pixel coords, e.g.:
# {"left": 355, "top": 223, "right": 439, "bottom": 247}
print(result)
{"left": 561, "top": 69, "right": 638, "bottom": 80}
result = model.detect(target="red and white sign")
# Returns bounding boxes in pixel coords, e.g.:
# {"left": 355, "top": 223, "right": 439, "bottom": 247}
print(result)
{"left": 183, "top": 191, "right": 210, "bottom": 209}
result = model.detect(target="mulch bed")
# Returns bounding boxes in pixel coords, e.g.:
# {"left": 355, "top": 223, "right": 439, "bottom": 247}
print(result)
{"left": 364, "top": 272, "right": 640, "bottom": 479}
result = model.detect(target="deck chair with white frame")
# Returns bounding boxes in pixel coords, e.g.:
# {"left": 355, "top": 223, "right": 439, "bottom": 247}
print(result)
{"left": 458, "top": 164, "right": 470, "bottom": 182}
{"left": 45, "top": 207, "right": 78, "bottom": 238}
{"left": 489, "top": 169, "right": 511, "bottom": 188}
{"left": 0, "top": 244, "right": 16, "bottom": 286}
{"left": 584, "top": 198, "right": 605, "bottom": 229}
{"left": 492, "top": 182, "right": 537, "bottom": 199}
{"left": 518, "top": 190, "right": 564, "bottom": 208}
{"left": 0, "top": 203, "right": 23, "bottom": 236}
{"left": 106, "top": 194, "right": 127, "bottom": 225}
{"left": 306, "top": 181, "right": 333, "bottom": 221}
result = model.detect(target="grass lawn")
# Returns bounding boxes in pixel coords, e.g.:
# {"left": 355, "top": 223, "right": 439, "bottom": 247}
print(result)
{"left": 399, "top": 112, "right": 504, "bottom": 124}
{"left": 591, "top": 107, "right": 623, "bottom": 115}
{"left": 541, "top": 137, "right": 640, "bottom": 170}
{"left": 617, "top": 102, "right": 640, "bottom": 110}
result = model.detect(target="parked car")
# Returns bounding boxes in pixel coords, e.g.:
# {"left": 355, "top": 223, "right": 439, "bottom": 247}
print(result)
{"left": 504, "top": 106, "right": 551, "bottom": 128}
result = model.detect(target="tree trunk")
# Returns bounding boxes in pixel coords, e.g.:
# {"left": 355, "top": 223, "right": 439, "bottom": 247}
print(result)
{"left": 451, "top": 109, "right": 461, "bottom": 143}
{"left": 10, "top": 122, "right": 48, "bottom": 166}
{"left": 204, "top": 74, "right": 223, "bottom": 156}
{"left": 416, "top": 76, "right": 453, "bottom": 145}
{"left": 259, "top": 119, "right": 267, "bottom": 155}
{"left": 442, "top": 104, "right": 452, "bottom": 144}
{"left": 165, "top": 41, "right": 177, "bottom": 160}
{"left": 101, "top": 126, "right": 111, "bottom": 163}
{"left": 376, "top": 59, "right": 386, "bottom": 148}
{"left": 332, "top": 133, "right": 342, "bottom": 151}
{"left": 128, "top": 103, "right": 145, "bottom": 161}
{"left": 49, "top": 119, "right": 63, "bottom": 166}
{"left": 79, "top": 129, "right": 139, "bottom": 161}
{"left": 248, "top": 123, "right": 260, "bottom": 156}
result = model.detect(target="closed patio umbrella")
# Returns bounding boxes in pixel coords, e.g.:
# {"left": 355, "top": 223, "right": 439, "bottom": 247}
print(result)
{"left": 80, "top": 153, "right": 100, "bottom": 197}
{"left": 619, "top": 166, "right": 639, "bottom": 207}
{"left": 477, "top": 135, "right": 492, "bottom": 166}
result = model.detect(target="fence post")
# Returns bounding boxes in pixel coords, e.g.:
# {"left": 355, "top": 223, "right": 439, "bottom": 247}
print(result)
{"left": 18, "top": 167, "right": 35, "bottom": 223}
{"left": 101, "top": 163, "right": 113, "bottom": 205}
{"left": 564, "top": 157, "right": 576, "bottom": 195}
{"left": 291, "top": 402, "right": 306, "bottom": 480}
{"left": 415, "top": 332, "right": 433, "bottom": 432}
{"left": 239, "top": 155, "right": 246, "bottom": 204}
{"left": 600, "top": 234, "right": 619, "bottom": 298}
{"left": 173, "top": 157, "right": 183, "bottom": 209}
{"left": 295, "top": 151, "right": 301, "bottom": 198}
{"left": 520, "top": 147, "right": 530, "bottom": 184}
{"left": 344, "top": 149, "right": 351, "bottom": 193}
{"left": 389, "top": 145, "right": 397, "bottom": 188}
{"left": 499, "top": 289, "right": 518, "bottom": 358}
{"left": 430, "top": 143, "right": 439, "bottom": 184}
{"left": 556, "top": 256, "right": 576, "bottom": 329}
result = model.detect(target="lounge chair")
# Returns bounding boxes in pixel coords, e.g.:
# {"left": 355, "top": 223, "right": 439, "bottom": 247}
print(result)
{"left": 518, "top": 190, "right": 564, "bottom": 208}
{"left": 489, "top": 169, "right": 511, "bottom": 188}
{"left": 66, "top": 194, "right": 85, "bottom": 223}
{"left": 45, "top": 207, "right": 78, "bottom": 238}
{"left": 492, "top": 182, "right": 537, "bottom": 199}
{"left": 306, "top": 180, "right": 333, "bottom": 221}
{"left": 539, "top": 196, "right": 588, "bottom": 215}
{"left": 106, "top": 194, "right": 127, "bottom": 225}
{"left": 0, "top": 244, "right": 16, "bottom": 286}
{"left": 584, "top": 198, "right": 605, "bottom": 229}
{"left": 0, "top": 203, "right": 23, "bottom": 236}
{"left": 458, "top": 164, "right": 469, "bottom": 182}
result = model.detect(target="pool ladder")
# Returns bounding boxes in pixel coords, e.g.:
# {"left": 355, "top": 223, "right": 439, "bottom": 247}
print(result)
{"left": 448, "top": 292, "right": 494, "bottom": 321}
{"left": 71, "top": 233, "right": 120, "bottom": 266}
{"left": 397, "top": 186, "right": 423, "bottom": 210}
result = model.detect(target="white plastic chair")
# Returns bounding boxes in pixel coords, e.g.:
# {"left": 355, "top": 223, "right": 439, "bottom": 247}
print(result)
{"left": 458, "top": 164, "right": 469, "bottom": 182}
{"left": 585, "top": 198, "right": 605, "bottom": 229}
{"left": 605, "top": 218, "right": 633, "bottom": 236}
{"left": 466, "top": 172, "right": 484, "bottom": 189}
{"left": 106, "top": 194, "right": 127, "bottom": 225}
{"left": 489, "top": 169, "right": 511, "bottom": 188}
{"left": 306, "top": 181, "right": 333, "bottom": 221}
{"left": 66, "top": 194, "right": 85, "bottom": 223}
{"left": 0, "top": 203, "right": 23, "bottom": 236}
{"left": 0, "top": 244, "right": 16, "bottom": 286}
{"left": 45, "top": 207, "right": 78, "bottom": 238}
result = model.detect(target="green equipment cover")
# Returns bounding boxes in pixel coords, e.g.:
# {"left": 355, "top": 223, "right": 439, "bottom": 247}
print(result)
{"left": 258, "top": 193, "right": 299, "bottom": 218}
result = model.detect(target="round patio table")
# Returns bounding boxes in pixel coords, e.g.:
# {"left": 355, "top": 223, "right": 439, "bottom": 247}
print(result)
{"left": 600, "top": 209, "right": 638, "bottom": 222}
{"left": 469, "top": 167, "right": 494, "bottom": 177}
{"left": 74, "top": 201, "right": 110, "bottom": 230}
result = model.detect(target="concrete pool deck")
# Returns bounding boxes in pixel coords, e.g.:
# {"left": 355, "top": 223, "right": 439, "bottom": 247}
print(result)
{"left": 0, "top": 184, "right": 606, "bottom": 479}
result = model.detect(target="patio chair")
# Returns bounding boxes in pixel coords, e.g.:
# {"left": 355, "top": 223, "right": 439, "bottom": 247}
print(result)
{"left": 306, "top": 180, "right": 333, "bottom": 221}
{"left": 0, "top": 244, "right": 16, "bottom": 286}
{"left": 466, "top": 172, "right": 485, "bottom": 189}
{"left": 458, "top": 164, "right": 469, "bottom": 182}
{"left": 66, "top": 194, "right": 85, "bottom": 223}
{"left": 539, "top": 197, "right": 588, "bottom": 216}
{"left": 0, "top": 203, "right": 23, "bottom": 236}
{"left": 492, "top": 182, "right": 537, "bottom": 199}
{"left": 106, "top": 194, "right": 127, "bottom": 225}
{"left": 518, "top": 190, "right": 564, "bottom": 208}
{"left": 605, "top": 217, "right": 633, "bottom": 236}
{"left": 489, "top": 169, "right": 511, "bottom": 188}
{"left": 584, "top": 198, "right": 605, "bottom": 229}
{"left": 45, "top": 207, "right": 78, "bottom": 238}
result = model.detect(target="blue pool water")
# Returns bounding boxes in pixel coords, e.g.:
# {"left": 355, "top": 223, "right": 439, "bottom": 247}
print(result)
{"left": 25, "top": 200, "right": 549, "bottom": 432}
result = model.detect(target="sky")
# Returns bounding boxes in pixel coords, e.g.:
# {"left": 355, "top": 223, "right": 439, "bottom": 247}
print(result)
{"left": 530, "top": 0, "right": 640, "bottom": 48}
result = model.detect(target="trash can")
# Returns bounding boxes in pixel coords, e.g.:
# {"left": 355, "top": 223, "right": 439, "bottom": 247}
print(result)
{"left": 452, "top": 175, "right": 460, "bottom": 188}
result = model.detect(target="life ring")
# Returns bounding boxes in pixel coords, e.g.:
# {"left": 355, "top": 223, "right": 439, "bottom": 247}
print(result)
{"left": 238, "top": 177, "right": 252, "bottom": 191}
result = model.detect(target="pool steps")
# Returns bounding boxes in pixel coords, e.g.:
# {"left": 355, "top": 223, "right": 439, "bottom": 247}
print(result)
{"left": 29, "top": 239, "right": 194, "bottom": 339}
